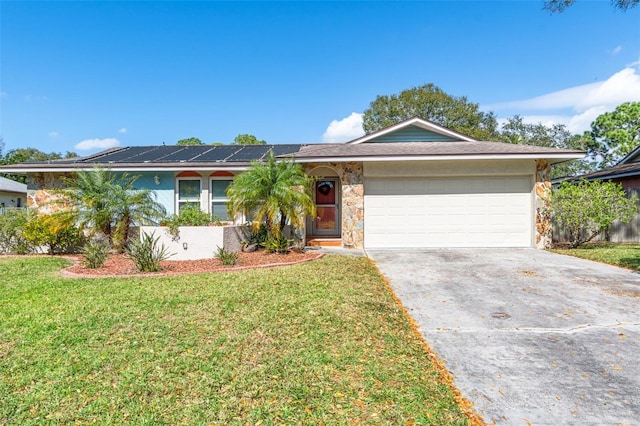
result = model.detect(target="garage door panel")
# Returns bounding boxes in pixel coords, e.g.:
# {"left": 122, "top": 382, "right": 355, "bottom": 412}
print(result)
{"left": 364, "top": 176, "right": 532, "bottom": 248}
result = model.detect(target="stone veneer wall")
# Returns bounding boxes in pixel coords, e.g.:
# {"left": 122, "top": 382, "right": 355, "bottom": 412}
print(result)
{"left": 535, "top": 159, "right": 552, "bottom": 249}
{"left": 304, "top": 162, "right": 364, "bottom": 249}
{"left": 26, "top": 172, "right": 73, "bottom": 214}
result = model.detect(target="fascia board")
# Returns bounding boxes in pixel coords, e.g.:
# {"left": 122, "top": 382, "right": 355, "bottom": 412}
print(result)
{"left": 581, "top": 171, "right": 640, "bottom": 181}
{"left": 617, "top": 146, "right": 640, "bottom": 165}
{"left": 0, "top": 165, "right": 252, "bottom": 173}
{"left": 292, "top": 153, "right": 585, "bottom": 163}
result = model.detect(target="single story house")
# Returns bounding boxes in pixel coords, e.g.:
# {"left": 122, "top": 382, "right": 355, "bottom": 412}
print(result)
{"left": 553, "top": 145, "right": 640, "bottom": 243}
{"left": 0, "top": 176, "right": 27, "bottom": 213}
{"left": 1, "top": 117, "right": 583, "bottom": 249}
{"left": 556, "top": 145, "right": 640, "bottom": 189}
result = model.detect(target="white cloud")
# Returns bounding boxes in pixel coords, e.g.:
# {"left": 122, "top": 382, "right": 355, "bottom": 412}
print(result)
{"left": 575, "top": 67, "right": 640, "bottom": 110}
{"left": 0, "top": 92, "right": 7, "bottom": 98}
{"left": 48, "top": 131, "right": 59, "bottom": 138}
{"left": 118, "top": 128, "right": 127, "bottom": 133}
{"left": 322, "top": 112, "right": 365, "bottom": 143}
{"left": 75, "top": 138, "right": 120, "bottom": 151}
{"left": 488, "top": 66, "right": 640, "bottom": 134}
{"left": 612, "top": 45, "right": 623, "bottom": 55}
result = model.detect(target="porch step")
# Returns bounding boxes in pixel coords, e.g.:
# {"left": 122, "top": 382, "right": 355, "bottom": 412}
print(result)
{"left": 307, "top": 238, "right": 342, "bottom": 247}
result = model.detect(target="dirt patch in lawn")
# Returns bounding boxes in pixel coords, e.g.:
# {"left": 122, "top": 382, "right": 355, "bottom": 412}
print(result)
{"left": 61, "top": 250, "right": 323, "bottom": 278}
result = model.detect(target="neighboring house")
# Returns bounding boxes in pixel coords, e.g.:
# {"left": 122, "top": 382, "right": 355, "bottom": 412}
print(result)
{"left": 555, "top": 145, "right": 640, "bottom": 190}
{"left": 0, "top": 176, "right": 27, "bottom": 214}
{"left": 553, "top": 145, "right": 640, "bottom": 243}
{"left": 0, "top": 117, "right": 583, "bottom": 249}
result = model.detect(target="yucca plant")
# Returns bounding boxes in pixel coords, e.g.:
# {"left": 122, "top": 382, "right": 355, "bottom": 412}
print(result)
{"left": 214, "top": 246, "right": 238, "bottom": 266}
{"left": 82, "top": 236, "right": 110, "bottom": 269}
{"left": 125, "top": 231, "right": 173, "bottom": 272}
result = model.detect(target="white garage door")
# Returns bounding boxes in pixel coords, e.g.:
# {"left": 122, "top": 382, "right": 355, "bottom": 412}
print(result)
{"left": 364, "top": 176, "right": 532, "bottom": 248}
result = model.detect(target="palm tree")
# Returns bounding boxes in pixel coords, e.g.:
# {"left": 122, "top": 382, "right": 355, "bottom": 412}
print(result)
{"left": 109, "top": 175, "right": 167, "bottom": 250}
{"left": 227, "top": 153, "right": 315, "bottom": 240}
{"left": 62, "top": 167, "right": 118, "bottom": 238}
{"left": 62, "top": 167, "right": 166, "bottom": 250}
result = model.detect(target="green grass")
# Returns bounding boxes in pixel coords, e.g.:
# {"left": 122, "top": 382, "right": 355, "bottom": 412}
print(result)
{"left": 0, "top": 255, "right": 467, "bottom": 425}
{"left": 552, "top": 243, "right": 640, "bottom": 270}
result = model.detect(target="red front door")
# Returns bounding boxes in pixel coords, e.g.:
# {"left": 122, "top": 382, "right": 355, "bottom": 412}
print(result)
{"left": 312, "top": 179, "right": 340, "bottom": 236}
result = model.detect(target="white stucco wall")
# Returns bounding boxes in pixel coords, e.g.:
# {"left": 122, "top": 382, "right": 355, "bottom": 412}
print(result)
{"left": 0, "top": 191, "right": 25, "bottom": 209}
{"left": 140, "top": 225, "right": 250, "bottom": 260}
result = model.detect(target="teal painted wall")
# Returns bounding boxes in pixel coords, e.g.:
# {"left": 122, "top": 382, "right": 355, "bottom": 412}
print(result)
{"left": 120, "top": 171, "right": 176, "bottom": 216}
{"left": 367, "top": 125, "right": 458, "bottom": 142}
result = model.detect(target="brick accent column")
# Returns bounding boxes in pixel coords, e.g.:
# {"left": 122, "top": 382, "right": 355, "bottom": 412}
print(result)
{"left": 535, "top": 160, "right": 552, "bottom": 249}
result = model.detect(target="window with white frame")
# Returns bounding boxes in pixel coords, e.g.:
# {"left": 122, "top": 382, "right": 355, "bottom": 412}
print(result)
{"left": 177, "top": 178, "right": 201, "bottom": 212}
{"left": 210, "top": 178, "right": 232, "bottom": 221}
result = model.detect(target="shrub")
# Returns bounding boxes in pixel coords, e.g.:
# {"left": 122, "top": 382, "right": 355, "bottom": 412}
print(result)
{"left": 0, "top": 209, "right": 34, "bottom": 254}
{"left": 22, "top": 212, "right": 82, "bottom": 255}
{"left": 214, "top": 246, "right": 238, "bottom": 266}
{"left": 125, "top": 231, "right": 173, "bottom": 272}
{"left": 163, "top": 204, "right": 218, "bottom": 241}
{"left": 552, "top": 180, "right": 638, "bottom": 248}
{"left": 263, "top": 234, "right": 292, "bottom": 254}
{"left": 82, "top": 236, "right": 110, "bottom": 269}
{"left": 247, "top": 223, "right": 269, "bottom": 247}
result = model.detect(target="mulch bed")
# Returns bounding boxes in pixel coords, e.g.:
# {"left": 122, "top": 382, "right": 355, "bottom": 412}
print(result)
{"left": 61, "top": 250, "right": 324, "bottom": 278}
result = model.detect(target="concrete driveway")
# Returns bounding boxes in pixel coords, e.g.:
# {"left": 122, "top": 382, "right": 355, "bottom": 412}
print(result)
{"left": 367, "top": 249, "right": 640, "bottom": 425}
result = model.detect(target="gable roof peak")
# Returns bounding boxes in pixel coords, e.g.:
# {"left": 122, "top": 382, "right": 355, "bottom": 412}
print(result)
{"left": 617, "top": 144, "right": 640, "bottom": 165}
{"left": 346, "top": 116, "right": 477, "bottom": 144}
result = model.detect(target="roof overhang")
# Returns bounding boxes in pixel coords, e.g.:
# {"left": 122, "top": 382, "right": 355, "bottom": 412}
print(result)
{"left": 0, "top": 164, "right": 254, "bottom": 174}
{"left": 291, "top": 153, "right": 584, "bottom": 164}
{"left": 0, "top": 152, "right": 584, "bottom": 174}
{"left": 557, "top": 170, "right": 640, "bottom": 184}
{"left": 617, "top": 145, "right": 640, "bottom": 165}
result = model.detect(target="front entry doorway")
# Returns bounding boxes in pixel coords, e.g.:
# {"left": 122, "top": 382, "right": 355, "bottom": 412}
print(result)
{"left": 311, "top": 178, "right": 341, "bottom": 236}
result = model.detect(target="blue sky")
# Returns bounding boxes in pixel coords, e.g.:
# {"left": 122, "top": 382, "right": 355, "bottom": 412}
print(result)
{"left": 1, "top": 1, "right": 639, "bottom": 155}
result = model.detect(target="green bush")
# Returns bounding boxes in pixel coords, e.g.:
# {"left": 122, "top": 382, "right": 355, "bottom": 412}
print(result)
{"left": 552, "top": 180, "right": 638, "bottom": 248}
{"left": 214, "top": 246, "right": 238, "bottom": 266}
{"left": 125, "top": 231, "right": 173, "bottom": 272}
{"left": 263, "top": 234, "right": 292, "bottom": 254}
{"left": 22, "top": 212, "right": 82, "bottom": 255}
{"left": 82, "top": 236, "right": 110, "bottom": 268}
{"left": 247, "top": 223, "right": 269, "bottom": 247}
{"left": 0, "top": 209, "right": 34, "bottom": 254}
{"left": 163, "top": 204, "right": 218, "bottom": 241}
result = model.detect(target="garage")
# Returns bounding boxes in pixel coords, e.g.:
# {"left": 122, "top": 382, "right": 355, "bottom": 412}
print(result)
{"left": 364, "top": 175, "right": 533, "bottom": 248}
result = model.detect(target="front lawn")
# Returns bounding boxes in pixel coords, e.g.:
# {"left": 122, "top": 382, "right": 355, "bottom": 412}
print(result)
{"left": 552, "top": 243, "right": 640, "bottom": 270}
{"left": 0, "top": 255, "right": 469, "bottom": 425}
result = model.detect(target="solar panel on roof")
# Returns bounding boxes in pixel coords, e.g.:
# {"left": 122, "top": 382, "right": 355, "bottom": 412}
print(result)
{"left": 79, "top": 144, "right": 303, "bottom": 165}
{"left": 194, "top": 146, "right": 243, "bottom": 162}
{"left": 273, "top": 144, "right": 303, "bottom": 157}
{"left": 156, "top": 146, "right": 211, "bottom": 162}
{"left": 228, "top": 145, "right": 272, "bottom": 161}
{"left": 139, "top": 146, "right": 196, "bottom": 162}
{"left": 86, "top": 147, "right": 159, "bottom": 163}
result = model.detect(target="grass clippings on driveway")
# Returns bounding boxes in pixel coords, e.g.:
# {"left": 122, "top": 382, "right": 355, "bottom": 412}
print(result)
{"left": 552, "top": 243, "right": 640, "bottom": 271}
{"left": 0, "top": 255, "right": 469, "bottom": 425}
